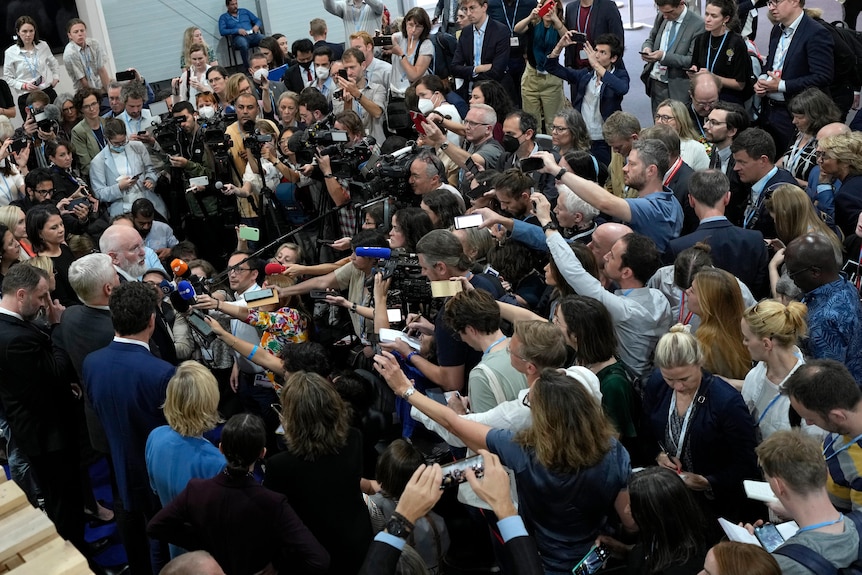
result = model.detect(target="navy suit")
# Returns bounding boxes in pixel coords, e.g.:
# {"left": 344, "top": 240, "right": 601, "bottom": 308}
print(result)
{"left": 669, "top": 218, "right": 770, "bottom": 299}
{"left": 451, "top": 17, "right": 511, "bottom": 97}
{"left": 761, "top": 15, "right": 834, "bottom": 154}
{"left": 283, "top": 63, "right": 312, "bottom": 96}
{"left": 835, "top": 174, "right": 862, "bottom": 240}
{"left": 545, "top": 60, "right": 629, "bottom": 121}
{"left": 563, "top": 0, "right": 625, "bottom": 75}
{"left": 744, "top": 167, "right": 797, "bottom": 239}
{"left": 84, "top": 340, "right": 175, "bottom": 574}
{"left": 313, "top": 39, "right": 344, "bottom": 62}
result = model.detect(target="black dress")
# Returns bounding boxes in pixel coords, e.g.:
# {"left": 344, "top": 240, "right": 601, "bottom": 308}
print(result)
{"left": 264, "top": 427, "right": 372, "bottom": 575}
{"left": 690, "top": 30, "right": 752, "bottom": 104}
{"left": 47, "top": 243, "right": 78, "bottom": 307}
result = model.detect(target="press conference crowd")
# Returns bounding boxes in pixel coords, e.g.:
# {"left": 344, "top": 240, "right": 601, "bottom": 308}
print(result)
{"left": 3, "top": 0, "right": 862, "bottom": 573}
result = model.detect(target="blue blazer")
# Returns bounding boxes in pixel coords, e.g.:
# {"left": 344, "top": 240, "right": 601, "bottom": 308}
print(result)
{"left": 765, "top": 15, "right": 834, "bottom": 101}
{"left": 451, "top": 17, "right": 511, "bottom": 85}
{"left": 669, "top": 218, "right": 769, "bottom": 299}
{"left": 642, "top": 369, "right": 759, "bottom": 522}
{"left": 545, "top": 59, "right": 629, "bottom": 120}
{"left": 835, "top": 174, "right": 862, "bottom": 240}
{"left": 83, "top": 341, "right": 175, "bottom": 511}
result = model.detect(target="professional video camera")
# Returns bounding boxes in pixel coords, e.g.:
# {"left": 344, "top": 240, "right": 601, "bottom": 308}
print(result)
{"left": 197, "top": 107, "right": 236, "bottom": 154}
{"left": 357, "top": 247, "right": 431, "bottom": 307}
{"left": 152, "top": 114, "right": 184, "bottom": 156}
{"left": 348, "top": 142, "right": 418, "bottom": 204}
{"left": 240, "top": 120, "right": 273, "bottom": 158}
{"left": 286, "top": 113, "right": 355, "bottom": 166}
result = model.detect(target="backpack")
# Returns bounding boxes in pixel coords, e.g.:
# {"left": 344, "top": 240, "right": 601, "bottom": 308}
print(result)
{"left": 818, "top": 18, "right": 862, "bottom": 88}
{"left": 773, "top": 512, "right": 862, "bottom": 575}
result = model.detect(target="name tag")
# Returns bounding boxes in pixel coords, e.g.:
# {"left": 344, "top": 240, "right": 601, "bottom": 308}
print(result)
{"left": 579, "top": 49, "right": 588, "bottom": 59}
{"left": 253, "top": 373, "right": 273, "bottom": 388}
{"left": 510, "top": 36, "right": 520, "bottom": 47}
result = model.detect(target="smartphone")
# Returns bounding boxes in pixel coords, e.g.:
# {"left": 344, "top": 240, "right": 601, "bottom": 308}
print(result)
{"left": 333, "top": 89, "right": 344, "bottom": 100}
{"left": 454, "top": 213, "right": 483, "bottom": 229}
{"left": 387, "top": 308, "right": 403, "bottom": 322}
{"left": 373, "top": 35, "right": 394, "bottom": 46}
{"left": 310, "top": 289, "right": 336, "bottom": 299}
{"left": 409, "top": 111, "right": 428, "bottom": 135}
{"left": 440, "top": 454, "right": 484, "bottom": 489}
{"left": 570, "top": 31, "right": 586, "bottom": 43}
{"left": 754, "top": 523, "right": 785, "bottom": 553}
{"left": 68, "top": 197, "right": 90, "bottom": 210}
{"left": 244, "top": 288, "right": 276, "bottom": 304}
{"left": 464, "top": 157, "right": 481, "bottom": 177}
{"left": 338, "top": 69, "right": 348, "bottom": 80}
{"left": 137, "top": 130, "right": 148, "bottom": 136}
{"left": 116, "top": 70, "right": 136, "bottom": 82}
{"left": 9, "top": 138, "right": 29, "bottom": 153}
{"left": 538, "top": 1, "right": 555, "bottom": 17}
{"left": 239, "top": 226, "right": 260, "bottom": 241}
{"left": 520, "top": 156, "right": 545, "bottom": 172}
{"left": 639, "top": 50, "right": 651, "bottom": 56}
{"left": 131, "top": 173, "right": 143, "bottom": 180}
{"left": 189, "top": 176, "right": 209, "bottom": 187}
{"left": 466, "top": 182, "right": 491, "bottom": 201}
{"left": 316, "top": 238, "right": 335, "bottom": 246}
{"left": 188, "top": 310, "right": 218, "bottom": 344}
{"left": 572, "top": 545, "right": 610, "bottom": 575}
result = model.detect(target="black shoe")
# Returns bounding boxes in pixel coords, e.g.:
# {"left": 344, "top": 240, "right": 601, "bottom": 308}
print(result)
{"left": 84, "top": 536, "right": 112, "bottom": 556}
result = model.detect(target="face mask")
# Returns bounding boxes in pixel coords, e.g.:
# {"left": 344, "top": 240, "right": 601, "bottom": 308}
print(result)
{"left": 299, "top": 61, "right": 312, "bottom": 70}
{"left": 501, "top": 134, "right": 521, "bottom": 153}
{"left": 418, "top": 98, "right": 434, "bottom": 115}
{"left": 315, "top": 67, "right": 330, "bottom": 81}
{"left": 253, "top": 68, "right": 269, "bottom": 83}
{"left": 198, "top": 106, "right": 216, "bottom": 120}
{"left": 109, "top": 143, "right": 126, "bottom": 153}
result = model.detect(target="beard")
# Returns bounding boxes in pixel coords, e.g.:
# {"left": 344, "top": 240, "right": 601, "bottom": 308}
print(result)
{"left": 121, "top": 257, "right": 148, "bottom": 279}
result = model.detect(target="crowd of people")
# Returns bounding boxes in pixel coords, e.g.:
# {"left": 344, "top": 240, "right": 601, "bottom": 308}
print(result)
{"left": 1, "top": 0, "right": 862, "bottom": 573}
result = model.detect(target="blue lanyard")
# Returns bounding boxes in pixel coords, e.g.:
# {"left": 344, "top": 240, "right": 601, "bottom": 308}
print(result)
{"left": 796, "top": 514, "right": 844, "bottom": 534}
{"left": 473, "top": 25, "right": 483, "bottom": 67}
{"left": 621, "top": 288, "right": 634, "bottom": 296}
{"left": 21, "top": 50, "right": 39, "bottom": 79}
{"left": 706, "top": 32, "right": 728, "bottom": 73}
{"left": 576, "top": 4, "right": 593, "bottom": 34}
{"left": 665, "top": 21, "right": 681, "bottom": 52}
{"left": 772, "top": 29, "right": 793, "bottom": 71}
{"left": 756, "top": 394, "right": 782, "bottom": 425}
{"left": 501, "top": 0, "right": 520, "bottom": 35}
{"left": 484, "top": 335, "right": 507, "bottom": 356}
{"left": 80, "top": 46, "right": 93, "bottom": 81}
{"left": 823, "top": 433, "right": 862, "bottom": 460}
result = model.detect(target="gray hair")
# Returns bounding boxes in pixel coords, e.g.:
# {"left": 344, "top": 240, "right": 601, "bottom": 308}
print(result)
{"left": 413, "top": 149, "right": 446, "bottom": 179}
{"left": 470, "top": 103, "right": 497, "bottom": 127}
{"left": 557, "top": 185, "right": 599, "bottom": 222}
{"left": 416, "top": 229, "right": 473, "bottom": 271}
{"left": 68, "top": 253, "right": 116, "bottom": 304}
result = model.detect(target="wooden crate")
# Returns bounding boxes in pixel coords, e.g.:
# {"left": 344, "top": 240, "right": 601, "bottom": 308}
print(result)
{"left": 0, "top": 481, "right": 93, "bottom": 574}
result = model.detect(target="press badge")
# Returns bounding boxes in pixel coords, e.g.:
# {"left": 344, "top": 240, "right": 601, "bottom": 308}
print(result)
{"left": 510, "top": 36, "right": 520, "bottom": 47}
{"left": 580, "top": 50, "right": 588, "bottom": 59}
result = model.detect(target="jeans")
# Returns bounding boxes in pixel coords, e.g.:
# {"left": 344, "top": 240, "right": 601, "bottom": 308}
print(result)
{"left": 231, "top": 33, "right": 264, "bottom": 69}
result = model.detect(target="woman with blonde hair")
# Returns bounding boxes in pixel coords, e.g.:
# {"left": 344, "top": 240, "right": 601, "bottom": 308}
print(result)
{"left": 766, "top": 184, "right": 843, "bottom": 249}
{"left": 0, "top": 205, "right": 31, "bottom": 259}
{"left": 643, "top": 325, "right": 758, "bottom": 524}
{"left": 685, "top": 267, "right": 751, "bottom": 379}
{"left": 179, "top": 27, "right": 217, "bottom": 69}
{"left": 224, "top": 73, "right": 252, "bottom": 106}
{"left": 654, "top": 99, "right": 710, "bottom": 170}
{"left": 818, "top": 131, "right": 862, "bottom": 238}
{"left": 264, "top": 371, "right": 371, "bottom": 575}
{"left": 701, "top": 541, "right": 780, "bottom": 575}
{"left": 740, "top": 300, "right": 808, "bottom": 442}
{"left": 145, "top": 361, "right": 225, "bottom": 554}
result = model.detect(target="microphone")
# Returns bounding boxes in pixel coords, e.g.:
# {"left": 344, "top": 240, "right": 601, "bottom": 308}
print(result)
{"left": 177, "top": 280, "right": 197, "bottom": 303}
{"left": 171, "top": 258, "right": 190, "bottom": 279}
{"left": 169, "top": 290, "right": 190, "bottom": 313}
{"left": 265, "top": 262, "right": 287, "bottom": 275}
{"left": 355, "top": 247, "right": 391, "bottom": 259}
{"left": 42, "top": 104, "right": 61, "bottom": 122}
{"left": 214, "top": 181, "right": 224, "bottom": 191}
{"left": 157, "top": 279, "right": 176, "bottom": 297}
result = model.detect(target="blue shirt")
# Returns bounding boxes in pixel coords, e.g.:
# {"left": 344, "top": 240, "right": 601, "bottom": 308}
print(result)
{"left": 803, "top": 278, "right": 862, "bottom": 384}
{"left": 218, "top": 8, "right": 262, "bottom": 36}
{"left": 625, "top": 190, "right": 683, "bottom": 254}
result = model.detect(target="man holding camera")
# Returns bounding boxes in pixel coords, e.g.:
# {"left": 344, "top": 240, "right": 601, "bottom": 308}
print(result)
{"left": 332, "top": 48, "right": 386, "bottom": 145}
{"left": 14, "top": 91, "right": 58, "bottom": 170}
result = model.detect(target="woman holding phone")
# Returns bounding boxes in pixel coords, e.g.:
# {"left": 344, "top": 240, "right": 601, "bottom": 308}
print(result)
{"left": 3, "top": 16, "right": 60, "bottom": 117}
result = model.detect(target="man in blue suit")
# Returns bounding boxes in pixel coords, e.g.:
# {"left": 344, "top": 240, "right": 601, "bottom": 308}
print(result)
{"left": 84, "top": 281, "right": 176, "bottom": 575}
{"left": 669, "top": 169, "right": 769, "bottom": 299}
{"left": 451, "top": 0, "right": 511, "bottom": 98}
{"left": 754, "top": 0, "right": 834, "bottom": 155}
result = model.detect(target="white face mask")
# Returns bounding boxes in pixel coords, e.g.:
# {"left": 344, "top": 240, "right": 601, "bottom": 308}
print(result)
{"left": 418, "top": 98, "right": 435, "bottom": 115}
{"left": 315, "top": 66, "right": 330, "bottom": 81}
{"left": 198, "top": 106, "right": 216, "bottom": 120}
{"left": 253, "top": 68, "right": 269, "bottom": 83}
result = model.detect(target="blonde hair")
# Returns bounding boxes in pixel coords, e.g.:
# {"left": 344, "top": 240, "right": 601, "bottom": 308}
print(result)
{"left": 163, "top": 361, "right": 220, "bottom": 437}
{"left": 23, "top": 254, "right": 54, "bottom": 275}
{"left": 182, "top": 27, "right": 211, "bottom": 66}
{"left": 766, "top": 184, "right": 844, "bottom": 258}
{"left": 820, "top": 132, "right": 862, "bottom": 176}
{"left": 655, "top": 324, "right": 703, "bottom": 369}
{"left": 0, "top": 206, "right": 24, "bottom": 234}
{"left": 225, "top": 73, "right": 251, "bottom": 105}
{"left": 657, "top": 99, "right": 701, "bottom": 141}
{"left": 743, "top": 300, "right": 808, "bottom": 348}
{"left": 693, "top": 268, "right": 751, "bottom": 379}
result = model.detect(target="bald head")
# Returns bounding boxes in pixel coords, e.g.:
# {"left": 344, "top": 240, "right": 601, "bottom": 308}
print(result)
{"left": 160, "top": 551, "right": 225, "bottom": 575}
{"left": 99, "top": 223, "right": 147, "bottom": 277}
{"left": 690, "top": 73, "right": 721, "bottom": 117}
{"left": 817, "top": 122, "right": 851, "bottom": 141}
{"left": 589, "top": 222, "right": 633, "bottom": 268}
{"left": 785, "top": 233, "right": 840, "bottom": 292}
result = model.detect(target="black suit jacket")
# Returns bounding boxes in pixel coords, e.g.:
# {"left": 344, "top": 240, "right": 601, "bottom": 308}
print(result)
{"left": 313, "top": 39, "right": 344, "bottom": 61}
{"left": 765, "top": 14, "right": 834, "bottom": 101}
{"left": 0, "top": 313, "right": 75, "bottom": 456}
{"left": 710, "top": 148, "right": 749, "bottom": 227}
{"left": 745, "top": 167, "right": 797, "bottom": 239}
{"left": 53, "top": 305, "right": 114, "bottom": 453}
{"left": 283, "top": 63, "right": 311, "bottom": 95}
{"left": 564, "top": 0, "right": 626, "bottom": 67}
{"left": 669, "top": 218, "right": 770, "bottom": 299}
{"left": 451, "top": 17, "right": 510, "bottom": 88}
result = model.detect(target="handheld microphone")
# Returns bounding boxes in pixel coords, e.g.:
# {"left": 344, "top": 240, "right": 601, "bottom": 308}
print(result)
{"left": 214, "top": 181, "right": 224, "bottom": 192}
{"left": 177, "top": 280, "right": 197, "bottom": 303}
{"left": 169, "top": 290, "right": 190, "bottom": 313}
{"left": 171, "top": 258, "right": 190, "bottom": 279}
{"left": 157, "top": 279, "right": 176, "bottom": 297}
{"left": 264, "top": 262, "right": 287, "bottom": 275}
{"left": 355, "top": 247, "right": 392, "bottom": 259}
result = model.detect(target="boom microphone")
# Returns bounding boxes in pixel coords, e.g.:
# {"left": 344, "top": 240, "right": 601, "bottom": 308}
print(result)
{"left": 355, "top": 247, "right": 392, "bottom": 259}
{"left": 42, "top": 104, "right": 62, "bottom": 122}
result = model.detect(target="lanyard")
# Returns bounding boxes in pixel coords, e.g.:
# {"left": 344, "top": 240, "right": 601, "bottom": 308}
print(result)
{"left": 484, "top": 335, "right": 507, "bottom": 356}
{"left": 576, "top": 4, "right": 593, "bottom": 34}
{"left": 401, "top": 38, "right": 419, "bottom": 82}
{"left": 823, "top": 433, "right": 862, "bottom": 460}
{"left": 668, "top": 388, "right": 700, "bottom": 459}
{"left": 80, "top": 45, "right": 94, "bottom": 82}
{"left": 92, "top": 126, "right": 106, "bottom": 149}
{"left": 678, "top": 291, "right": 693, "bottom": 325}
{"left": 21, "top": 50, "right": 39, "bottom": 80}
{"left": 501, "top": 0, "right": 520, "bottom": 35}
{"left": 665, "top": 20, "right": 681, "bottom": 53}
{"left": 691, "top": 104, "right": 706, "bottom": 138}
{"left": 785, "top": 135, "right": 809, "bottom": 173}
{"left": 856, "top": 247, "right": 862, "bottom": 290}
{"left": 664, "top": 157, "right": 683, "bottom": 186}
{"left": 349, "top": 1, "right": 368, "bottom": 34}
{"left": 756, "top": 394, "right": 782, "bottom": 425}
{"left": 706, "top": 32, "right": 728, "bottom": 73}
{"left": 796, "top": 514, "right": 844, "bottom": 534}
{"left": 473, "top": 25, "right": 483, "bottom": 67}
{"left": 772, "top": 28, "right": 793, "bottom": 72}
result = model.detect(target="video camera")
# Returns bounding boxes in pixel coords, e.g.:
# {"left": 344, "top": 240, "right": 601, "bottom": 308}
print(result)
{"left": 357, "top": 247, "right": 431, "bottom": 307}
{"left": 197, "top": 107, "right": 236, "bottom": 154}
{"left": 152, "top": 114, "right": 185, "bottom": 156}
{"left": 348, "top": 142, "right": 418, "bottom": 204}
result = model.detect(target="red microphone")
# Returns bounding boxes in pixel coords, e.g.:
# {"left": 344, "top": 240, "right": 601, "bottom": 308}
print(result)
{"left": 265, "top": 262, "right": 287, "bottom": 276}
{"left": 171, "top": 258, "right": 190, "bottom": 278}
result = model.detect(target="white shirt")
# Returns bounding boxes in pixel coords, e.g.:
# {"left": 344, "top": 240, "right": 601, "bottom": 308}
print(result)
{"left": 231, "top": 283, "right": 261, "bottom": 374}
{"left": 113, "top": 336, "right": 150, "bottom": 351}
{"left": 3, "top": 41, "right": 59, "bottom": 93}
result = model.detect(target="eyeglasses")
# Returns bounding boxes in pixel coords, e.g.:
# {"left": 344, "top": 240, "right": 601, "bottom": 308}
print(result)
{"left": 464, "top": 120, "right": 491, "bottom": 128}
{"left": 766, "top": 0, "right": 786, "bottom": 6}
{"left": 787, "top": 265, "right": 816, "bottom": 279}
{"left": 506, "top": 342, "right": 528, "bottom": 362}
{"left": 82, "top": 101, "right": 100, "bottom": 110}
{"left": 693, "top": 99, "right": 717, "bottom": 109}
{"left": 815, "top": 150, "right": 834, "bottom": 161}
{"left": 654, "top": 114, "right": 675, "bottom": 123}
{"left": 34, "top": 188, "right": 55, "bottom": 196}
{"left": 227, "top": 266, "right": 252, "bottom": 274}
{"left": 550, "top": 125, "right": 569, "bottom": 133}
{"left": 704, "top": 118, "right": 726, "bottom": 126}
{"left": 62, "top": 106, "right": 75, "bottom": 113}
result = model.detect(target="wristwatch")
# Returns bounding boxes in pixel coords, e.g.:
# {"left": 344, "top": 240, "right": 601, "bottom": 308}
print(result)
{"left": 440, "top": 141, "right": 449, "bottom": 151}
{"left": 554, "top": 167, "right": 568, "bottom": 180}
{"left": 402, "top": 386, "right": 416, "bottom": 399}
{"left": 542, "top": 221, "right": 558, "bottom": 232}
{"left": 385, "top": 512, "right": 414, "bottom": 539}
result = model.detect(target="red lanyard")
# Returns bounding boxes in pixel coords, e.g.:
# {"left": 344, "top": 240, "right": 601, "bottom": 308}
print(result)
{"left": 679, "top": 291, "right": 693, "bottom": 325}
